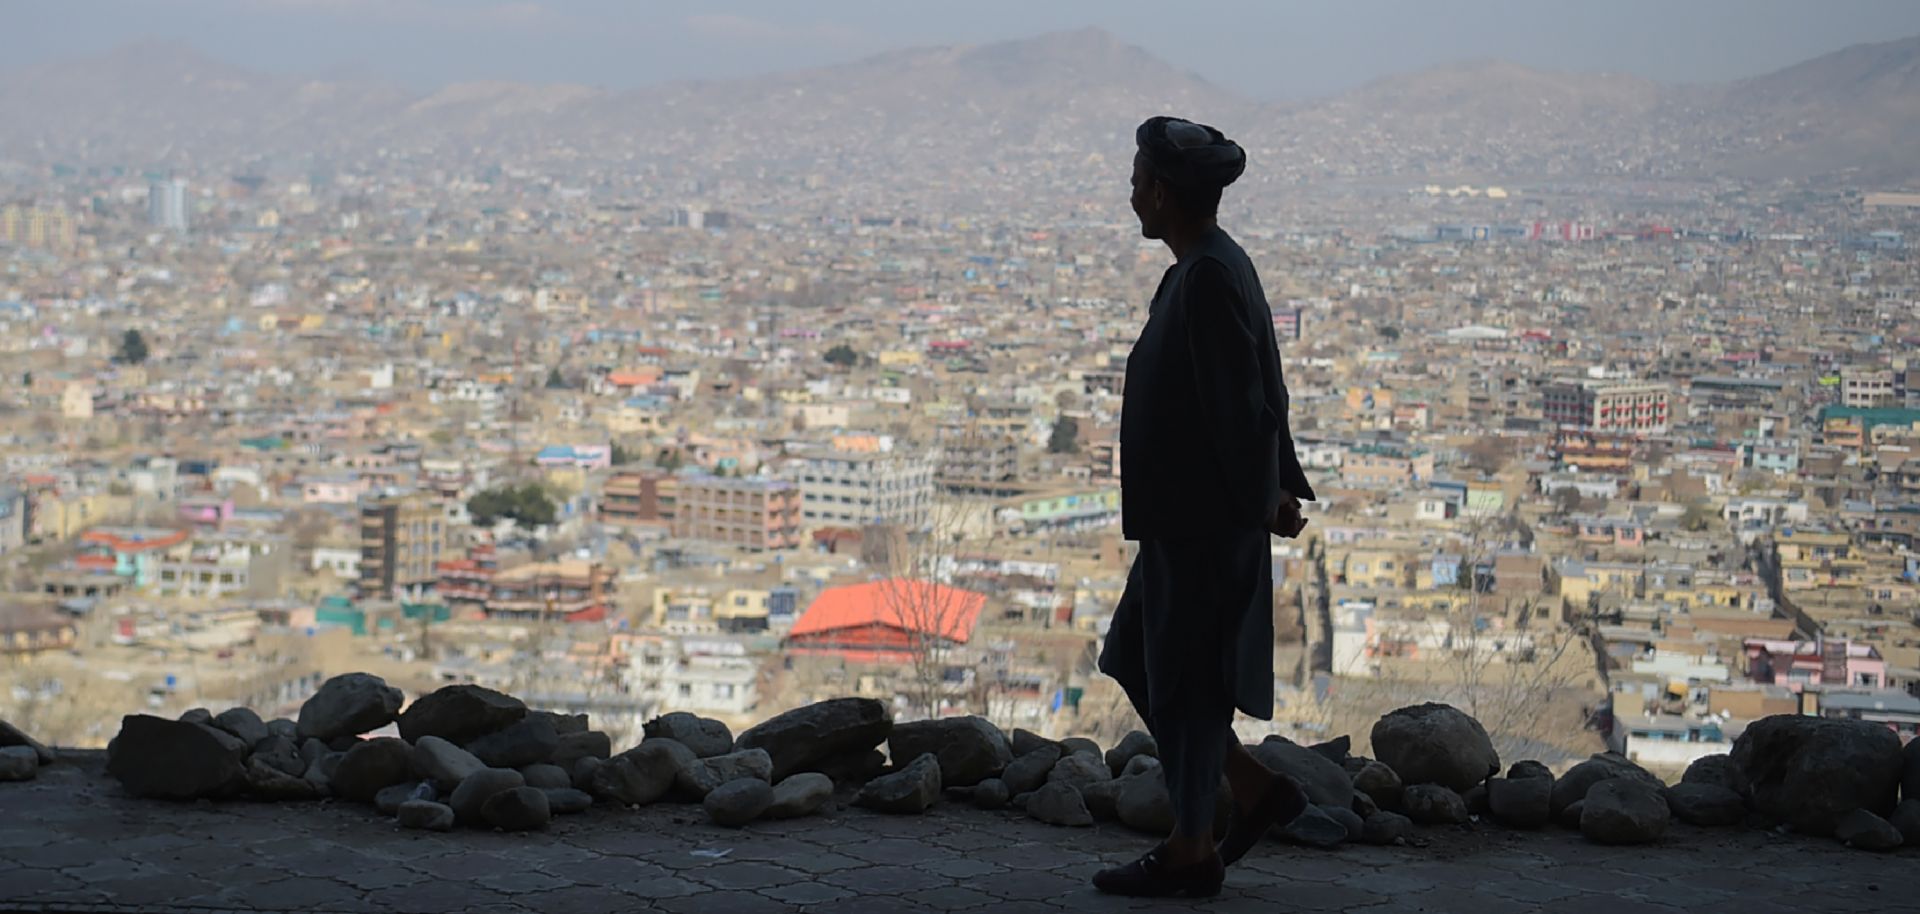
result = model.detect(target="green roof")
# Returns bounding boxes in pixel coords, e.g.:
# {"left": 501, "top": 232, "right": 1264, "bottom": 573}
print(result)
{"left": 1822, "top": 406, "right": 1920, "bottom": 430}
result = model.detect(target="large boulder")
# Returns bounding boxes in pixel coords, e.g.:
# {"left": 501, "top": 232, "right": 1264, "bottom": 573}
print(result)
{"left": 1252, "top": 736, "right": 1353, "bottom": 809}
{"left": 1664, "top": 783, "right": 1746, "bottom": 827}
{"left": 813, "top": 749, "right": 888, "bottom": 787}
{"left": 482, "top": 786, "right": 551, "bottom": 831}
{"left": 1027, "top": 781, "right": 1094, "bottom": 827}
{"left": 251, "top": 736, "right": 305, "bottom": 778}
{"left": 411, "top": 736, "right": 486, "bottom": 788}
{"left": 0, "top": 720, "right": 55, "bottom": 766}
{"left": 1351, "top": 760, "right": 1404, "bottom": 811}
{"left": 1309, "top": 736, "right": 1353, "bottom": 766}
{"left": 1011, "top": 728, "right": 1057, "bottom": 757}
{"left": 1487, "top": 776, "right": 1552, "bottom": 829}
{"left": 591, "top": 742, "right": 687, "bottom": 806}
{"left": 107, "top": 715, "right": 247, "bottom": 800}
{"left": 735, "top": 698, "right": 892, "bottom": 782}
{"left": 1550, "top": 752, "right": 1663, "bottom": 816}
{"left": 1506, "top": 760, "right": 1553, "bottom": 781}
{"left": 376, "top": 782, "right": 431, "bottom": 815}
{"left": 972, "top": 778, "right": 1012, "bottom": 811}
{"left": 448, "top": 768, "right": 526, "bottom": 827}
{"left": 296, "top": 674, "right": 404, "bottom": 742}
{"left": 855, "top": 753, "right": 941, "bottom": 814}
{"left": 244, "top": 756, "right": 321, "bottom": 800}
{"left": 0, "top": 746, "right": 39, "bottom": 781}
{"left": 519, "top": 764, "right": 573, "bottom": 790}
{"left": 543, "top": 787, "right": 593, "bottom": 815}
{"left": 530, "top": 711, "right": 589, "bottom": 735}
{"left": 211, "top": 708, "right": 271, "bottom": 749}
{"left": 1581, "top": 779, "right": 1669, "bottom": 845}
{"left": 1681, "top": 754, "right": 1741, "bottom": 793}
{"left": 397, "top": 800, "right": 454, "bottom": 831}
{"left": 705, "top": 778, "right": 776, "bottom": 827}
{"left": 1081, "top": 777, "right": 1124, "bottom": 820}
{"left": 1105, "top": 731, "right": 1158, "bottom": 778}
{"left": 1730, "top": 715, "right": 1902, "bottom": 835}
{"left": 396, "top": 684, "right": 526, "bottom": 745}
{"left": 676, "top": 748, "right": 774, "bottom": 799}
{"left": 887, "top": 716, "right": 1011, "bottom": 788}
{"left": 1360, "top": 811, "right": 1413, "bottom": 845}
{"left": 465, "top": 715, "right": 560, "bottom": 769}
{"left": 550, "top": 731, "right": 612, "bottom": 769}
{"left": 1060, "top": 737, "right": 1102, "bottom": 760}
{"left": 644, "top": 712, "right": 734, "bottom": 759}
{"left": 1281, "top": 804, "right": 1349, "bottom": 848}
{"left": 1116, "top": 771, "right": 1174, "bottom": 834}
{"left": 1834, "top": 809, "right": 1903, "bottom": 852}
{"left": 1370, "top": 703, "right": 1500, "bottom": 793}
{"left": 1046, "top": 753, "right": 1111, "bottom": 794}
{"left": 1887, "top": 798, "right": 1920, "bottom": 846}
{"left": 1403, "top": 784, "right": 1469, "bottom": 825}
{"left": 1002, "top": 745, "right": 1063, "bottom": 795}
{"left": 332, "top": 737, "right": 414, "bottom": 802}
{"left": 766, "top": 773, "right": 834, "bottom": 819}
{"left": 1903, "top": 739, "right": 1920, "bottom": 805}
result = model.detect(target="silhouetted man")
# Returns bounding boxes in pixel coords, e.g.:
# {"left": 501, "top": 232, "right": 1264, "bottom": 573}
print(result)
{"left": 1093, "top": 116, "right": 1315, "bottom": 898}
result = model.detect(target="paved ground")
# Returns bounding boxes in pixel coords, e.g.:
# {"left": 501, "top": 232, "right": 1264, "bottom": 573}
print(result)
{"left": 1, "top": 752, "right": 1914, "bottom": 914}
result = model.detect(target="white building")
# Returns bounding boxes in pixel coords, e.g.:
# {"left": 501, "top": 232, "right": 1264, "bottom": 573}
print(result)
{"left": 625, "top": 634, "right": 760, "bottom": 716}
{"left": 793, "top": 450, "right": 937, "bottom": 530}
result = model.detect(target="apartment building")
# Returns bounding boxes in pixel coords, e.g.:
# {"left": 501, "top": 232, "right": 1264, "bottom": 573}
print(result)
{"left": 794, "top": 450, "right": 936, "bottom": 529}
{"left": 358, "top": 491, "right": 446, "bottom": 600}
{"left": 672, "top": 476, "right": 801, "bottom": 551}
{"left": 1541, "top": 380, "right": 1672, "bottom": 434}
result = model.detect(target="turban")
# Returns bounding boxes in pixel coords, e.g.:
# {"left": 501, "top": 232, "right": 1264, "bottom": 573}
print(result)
{"left": 1135, "top": 115, "right": 1246, "bottom": 191}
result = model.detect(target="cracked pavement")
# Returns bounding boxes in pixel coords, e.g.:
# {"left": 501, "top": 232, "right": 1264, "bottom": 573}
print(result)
{"left": 1, "top": 753, "right": 1914, "bottom": 913}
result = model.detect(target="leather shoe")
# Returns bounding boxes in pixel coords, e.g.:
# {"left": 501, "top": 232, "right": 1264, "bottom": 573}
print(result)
{"left": 1217, "top": 773, "right": 1308, "bottom": 866}
{"left": 1091, "top": 844, "right": 1225, "bottom": 898}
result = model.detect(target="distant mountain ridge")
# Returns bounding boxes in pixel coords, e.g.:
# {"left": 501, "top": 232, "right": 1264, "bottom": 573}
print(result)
{"left": 2, "top": 29, "right": 1916, "bottom": 187}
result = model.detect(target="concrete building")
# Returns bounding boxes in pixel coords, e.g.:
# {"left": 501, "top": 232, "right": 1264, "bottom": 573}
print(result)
{"left": 672, "top": 476, "right": 800, "bottom": 551}
{"left": 625, "top": 633, "right": 760, "bottom": 716}
{"left": 1842, "top": 368, "right": 1898, "bottom": 409}
{"left": 358, "top": 492, "right": 446, "bottom": 600}
{"left": 147, "top": 177, "right": 189, "bottom": 233}
{"left": 1541, "top": 380, "right": 1672, "bottom": 434}
{"left": 794, "top": 451, "right": 936, "bottom": 530}
{"left": 600, "top": 470, "right": 675, "bottom": 527}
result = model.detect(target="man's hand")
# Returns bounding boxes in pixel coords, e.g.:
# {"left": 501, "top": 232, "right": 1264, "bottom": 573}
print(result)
{"left": 1269, "top": 493, "right": 1308, "bottom": 539}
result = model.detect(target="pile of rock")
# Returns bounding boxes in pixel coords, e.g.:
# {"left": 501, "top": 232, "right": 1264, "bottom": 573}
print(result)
{"left": 0, "top": 720, "right": 56, "bottom": 781}
{"left": 100, "top": 674, "right": 885, "bottom": 832}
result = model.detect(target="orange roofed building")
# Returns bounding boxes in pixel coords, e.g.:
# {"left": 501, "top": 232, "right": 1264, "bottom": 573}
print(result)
{"left": 785, "top": 579, "right": 986, "bottom": 664}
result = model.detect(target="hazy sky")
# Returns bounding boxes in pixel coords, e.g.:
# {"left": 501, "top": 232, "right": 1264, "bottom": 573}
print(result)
{"left": 11, "top": 0, "right": 1920, "bottom": 99}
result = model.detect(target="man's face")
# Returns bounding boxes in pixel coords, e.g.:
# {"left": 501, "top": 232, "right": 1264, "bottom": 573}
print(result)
{"left": 1129, "top": 153, "right": 1165, "bottom": 240}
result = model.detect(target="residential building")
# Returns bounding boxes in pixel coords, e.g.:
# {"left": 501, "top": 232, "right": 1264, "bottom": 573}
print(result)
{"left": 673, "top": 476, "right": 801, "bottom": 551}
{"left": 600, "top": 470, "right": 675, "bottom": 526}
{"left": 794, "top": 450, "right": 936, "bottom": 529}
{"left": 1541, "top": 380, "right": 1672, "bottom": 434}
{"left": 358, "top": 492, "right": 446, "bottom": 600}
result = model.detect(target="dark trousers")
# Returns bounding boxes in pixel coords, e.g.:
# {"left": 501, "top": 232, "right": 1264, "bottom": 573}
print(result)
{"left": 1099, "top": 534, "right": 1259, "bottom": 839}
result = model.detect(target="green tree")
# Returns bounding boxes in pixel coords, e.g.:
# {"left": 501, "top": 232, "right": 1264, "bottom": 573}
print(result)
{"left": 657, "top": 448, "right": 683, "bottom": 471}
{"left": 545, "top": 367, "right": 568, "bottom": 389}
{"left": 1680, "top": 501, "right": 1718, "bottom": 533}
{"left": 824, "top": 343, "right": 859, "bottom": 369}
{"left": 611, "top": 443, "right": 639, "bottom": 466}
{"left": 467, "top": 483, "right": 558, "bottom": 529}
{"left": 117, "top": 329, "right": 149, "bottom": 365}
{"left": 1048, "top": 416, "right": 1079, "bottom": 454}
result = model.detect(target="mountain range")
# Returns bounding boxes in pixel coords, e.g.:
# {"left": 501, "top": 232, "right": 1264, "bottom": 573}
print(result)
{"left": 2, "top": 28, "right": 1917, "bottom": 189}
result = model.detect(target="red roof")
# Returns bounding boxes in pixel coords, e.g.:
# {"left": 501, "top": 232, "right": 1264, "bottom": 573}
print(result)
{"left": 788, "top": 579, "right": 985, "bottom": 644}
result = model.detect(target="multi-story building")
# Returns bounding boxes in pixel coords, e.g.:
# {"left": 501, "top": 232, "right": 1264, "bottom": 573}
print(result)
{"left": 0, "top": 204, "right": 79, "bottom": 252}
{"left": 672, "top": 476, "right": 800, "bottom": 551}
{"left": 1541, "top": 380, "right": 1672, "bottom": 434}
{"left": 147, "top": 177, "right": 189, "bottom": 233}
{"left": 600, "top": 470, "right": 675, "bottom": 526}
{"left": 152, "top": 535, "right": 292, "bottom": 599}
{"left": 482, "top": 560, "right": 615, "bottom": 623}
{"left": 794, "top": 450, "right": 936, "bottom": 530}
{"left": 935, "top": 430, "right": 1020, "bottom": 495}
{"left": 1842, "top": 368, "right": 1898, "bottom": 409}
{"left": 624, "top": 633, "right": 759, "bottom": 717}
{"left": 1339, "top": 443, "right": 1435, "bottom": 487}
{"left": 358, "top": 491, "right": 446, "bottom": 600}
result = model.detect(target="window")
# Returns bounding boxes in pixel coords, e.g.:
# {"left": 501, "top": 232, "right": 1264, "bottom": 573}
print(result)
{"left": 677, "top": 683, "right": 692, "bottom": 698}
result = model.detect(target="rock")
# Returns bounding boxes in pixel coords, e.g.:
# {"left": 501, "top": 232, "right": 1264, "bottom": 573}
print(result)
{"left": 1835, "top": 809, "right": 1902, "bottom": 851}
{"left": 1581, "top": 779, "right": 1669, "bottom": 845}
{"left": 1507, "top": 760, "right": 1553, "bottom": 781}
{"left": 1360, "top": 811, "right": 1412, "bottom": 845}
{"left": 644, "top": 712, "right": 734, "bottom": 759}
{"left": 179, "top": 708, "right": 212, "bottom": 725}
{"left": 551, "top": 731, "right": 612, "bottom": 769}
{"left": 734, "top": 697, "right": 892, "bottom": 782}
{"left": 107, "top": 715, "right": 248, "bottom": 800}
{"left": 1557, "top": 800, "right": 1585, "bottom": 830}
{"left": 855, "top": 753, "right": 942, "bottom": 814}
{"left": 1081, "top": 777, "right": 1123, "bottom": 820}
{"left": 1002, "top": 745, "right": 1063, "bottom": 795}
{"left": 211, "top": 708, "right": 271, "bottom": 748}
{"left": 302, "top": 752, "right": 344, "bottom": 793}
{"left": 531, "top": 711, "right": 590, "bottom": 735}
{"left": 376, "top": 782, "right": 430, "bottom": 815}
{"left": 1342, "top": 756, "right": 1370, "bottom": 776}
{"left": 766, "top": 772, "right": 834, "bottom": 819}
{"left": 482, "top": 786, "right": 551, "bottom": 831}
{"left": 1731, "top": 715, "right": 1902, "bottom": 835}
{"left": 1282, "top": 804, "right": 1349, "bottom": 847}
{"left": 411, "top": 736, "right": 486, "bottom": 788}
{"left": 1117, "top": 771, "right": 1174, "bottom": 834}
{"left": 1060, "top": 737, "right": 1102, "bottom": 760}
{"left": 677, "top": 748, "right": 774, "bottom": 799}
{"left": 449, "top": 768, "right": 526, "bottom": 827}
{"left": 1351, "top": 760, "right": 1404, "bottom": 811}
{"left": 1463, "top": 784, "right": 1489, "bottom": 816}
{"left": 1105, "top": 730, "right": 1158, "bottom": 778}
{"left": 397, "top": 800, "right": 455, "bottom": 831}
{"left": 812, "top": 749, "right": 888, "bottom": 787}
{"left": 520, "top": 764, "right": 573, "bottom": 790}
{"left": 543, "top": 787, "right": 594, "bottom": 814}
{"left": 1047, "top": 753, "right": 1111, "bottom": 793}
{"left": 572, "top": 756, "right": 602, "bottom": 790}
{"left": 266, "top": 718, "right": 297, "bottom": 740}
{"left": 299, "top": 738, "right": 330, "bottom": 767}
{"left": 887, "top": 716, "right": 1011, "bottom": 788}
{"left": 1886, "top": 798, "right": 1920, "bottom": 846}
{"left": 591, "top": 743, "right": 686, "bottom": 806}
{"left": 0, "top": 720, "right": 55, "bottom": 766}
{"left": 396, "top": 684, "right": 526, "bottom": 745}
{"left": 1009, "top": 791, "right": 1032, "bottom": 811}
{"left": 0, "top": 746, "right": 39, "bottom": 781}
{"left": 327, "top": 735, "right": 365, "bottom": 752}
{"left": 465, "top": 715, "right": 560, "bottom": 769}
{"left": 244, "top": 756, "right": 320, "bottom": 800}
{"left": 704, "top": 778, "right": 775, "bottom": 826}
{"left": 1352, "top": 790, "right": 1379, "bottom": 819}
{"left": 1664, "top": 783, "right": 1746, "bottom": 827}
{"left": 1403, "top": 784, "right": 1469, "bottom": 825}
{"left": 1550, "top": 752, "right": 1664, "bottom": 817}
{"left": 296, "top": 673, "right": 404, "bottom": 742}
{"left": 1905, "top": 738, "right": 1920, "bottom": 804}
{"left": 1309, "top": 736, "right": 1353, "bottom": 766}
{"left": 1488, "top": 777, "right": 1552, "bottom": 828}
{"left": 1011, "top": 728, "right": 1057, "bottom": 757}
{"left": 332, "top": 737, "right": 414, "bottom": 802}
{"left": 968, "top": 777, "right": 1010, "bottom": 811}
{"left": 1253, "top": 736, "right": 1353, "bottom": 809}
{"left": 251, "top": 736, "right": 305, "bottom": 778}
{"left": 1370, "top": 703, "right": 1500, "bottom": 793}
{"left": 1123, "top": 755, "right": 1162, "bottom": 779}
{"left": 1681, "top": 754, "right": 1741, "bottom": 793}
{"left": 1027, "top": 781, "right": 1094, "bottom": 827}
{"left": 1323, "top": 804, "right": 1365, "bottom": 842}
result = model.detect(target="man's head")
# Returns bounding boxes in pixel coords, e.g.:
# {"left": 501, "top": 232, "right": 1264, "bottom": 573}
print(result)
{"left": 1130, "top": 116, "right": 1245, "bottom": 239}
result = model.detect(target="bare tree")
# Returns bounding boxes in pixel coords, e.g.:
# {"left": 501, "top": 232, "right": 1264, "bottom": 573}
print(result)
{"left": 874, "top": 493, "right": 998, "bottom": 721}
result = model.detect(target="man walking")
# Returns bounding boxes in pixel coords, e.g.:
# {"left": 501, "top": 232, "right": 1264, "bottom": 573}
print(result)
{"left": 1092, "top": 116, "right": 1316, "bottom": 898}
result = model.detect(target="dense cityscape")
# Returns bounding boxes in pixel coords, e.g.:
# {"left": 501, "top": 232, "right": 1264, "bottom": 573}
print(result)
{"left": 3, "top": 26, "right": 1918, "bottom": 799}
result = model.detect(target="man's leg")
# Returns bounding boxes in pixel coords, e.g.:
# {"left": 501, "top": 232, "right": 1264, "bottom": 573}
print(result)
{"left": 1153, "top": 704, "right": 1234, "bottom": 864}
